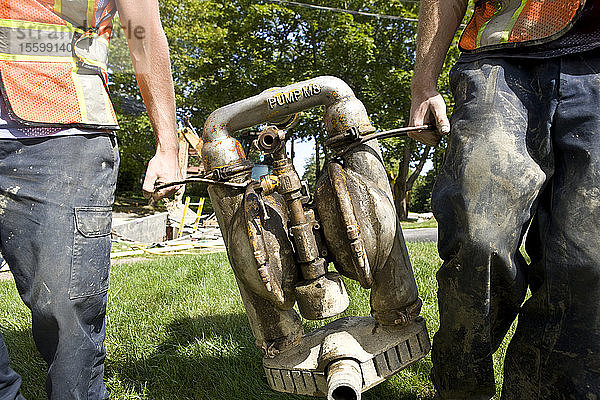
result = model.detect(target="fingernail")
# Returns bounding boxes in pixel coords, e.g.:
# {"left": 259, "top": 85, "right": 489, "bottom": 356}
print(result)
{"left": 441, "top": 125, "right": 450, "bottom": 134}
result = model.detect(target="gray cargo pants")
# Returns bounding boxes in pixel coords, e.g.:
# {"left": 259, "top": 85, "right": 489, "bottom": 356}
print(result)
{"left": 431, "top": 49, "right": 600, "bottom": 399}
{"left": 0, "top": 134, "right": 118, "bottom": 400}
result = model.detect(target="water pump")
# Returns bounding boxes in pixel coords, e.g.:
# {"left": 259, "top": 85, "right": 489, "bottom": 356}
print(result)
{"left": 199, "top": 76, "right": 431, "bottom": 400}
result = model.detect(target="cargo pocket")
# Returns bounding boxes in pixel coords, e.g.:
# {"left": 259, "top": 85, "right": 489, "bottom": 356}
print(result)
{"left": 70, "top": 206, "right": 112, "bottom": 300}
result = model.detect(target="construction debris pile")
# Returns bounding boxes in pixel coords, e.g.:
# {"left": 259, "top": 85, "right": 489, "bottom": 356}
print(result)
{"left": 110, "top": 199, "right": 225, "bottom": 259}
{"left": 110, "top": 124, "right": 227, "bottom": 260}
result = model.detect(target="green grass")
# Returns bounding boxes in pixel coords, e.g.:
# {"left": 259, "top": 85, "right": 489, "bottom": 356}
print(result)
{"left": 0, "top": 243, "right": 515, "bottom": 399}
{"left": 400, "top": 219, "right": 438, "bottom": 230}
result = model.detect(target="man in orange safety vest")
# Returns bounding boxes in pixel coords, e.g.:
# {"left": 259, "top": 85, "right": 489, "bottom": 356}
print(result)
{"left": 0, "top": 1, "right": 180, "bottom": 399}
{"left": 410, "top": 0, "right": 600, "bottom": 398}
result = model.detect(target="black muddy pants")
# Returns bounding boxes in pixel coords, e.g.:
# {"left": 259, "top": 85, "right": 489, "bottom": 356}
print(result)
{"left": 431, "top": 49, "right": 600, "bottom": 399}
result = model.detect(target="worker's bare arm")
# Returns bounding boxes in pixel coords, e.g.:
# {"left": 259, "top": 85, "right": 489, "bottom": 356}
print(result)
{"left": 115, "top": 0, "right": 181, "bottom": 200}
{"left": 409, "top": 0, "right": 468, "bottom": 143}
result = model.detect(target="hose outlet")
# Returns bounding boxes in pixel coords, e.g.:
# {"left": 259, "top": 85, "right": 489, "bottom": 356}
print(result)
{"left": 255, "top": 126, "right": 285, "bottom": 154}
{"left": 327, "top": 359, "right": 362, "bottom": 400}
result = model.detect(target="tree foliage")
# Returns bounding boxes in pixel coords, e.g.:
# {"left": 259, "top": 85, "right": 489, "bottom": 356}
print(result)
{"left": 410, "top": 168, "right": 436, "bottom": 213}
{"left": 109, "top": 0, "right": 461, "bottom": 211}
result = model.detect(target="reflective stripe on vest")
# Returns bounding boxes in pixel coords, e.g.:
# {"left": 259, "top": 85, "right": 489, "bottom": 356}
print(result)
{"left": 460, "top": 0, "right": 585, "bottom": 52}
{"left": 0, "top": 0, "right": 119, "bottom": 129}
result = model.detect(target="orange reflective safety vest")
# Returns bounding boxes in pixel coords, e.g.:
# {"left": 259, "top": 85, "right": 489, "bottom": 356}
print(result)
{"left": 0, "top": 0, "right": 119, "bottom": 129}
{"left": 460, "top": 0, "right": 586, "bottom": 52}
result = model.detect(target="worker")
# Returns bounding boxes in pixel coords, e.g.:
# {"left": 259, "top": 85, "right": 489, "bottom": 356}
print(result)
{"left": 0, "top": 0, "right": 180, "bottom": 399}
{"left": 409, "top": 0, "right": 600, "bottom": 398}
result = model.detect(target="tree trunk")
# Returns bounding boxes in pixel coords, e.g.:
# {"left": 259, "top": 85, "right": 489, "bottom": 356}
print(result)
{"left": 315, "top": 141, "right": 321, "bottom": 180}
{"left": 393, "top": 144, "right": 432, "bottom": 220}
{"left": 393, "top": 144, "right": 411, "bottom": 220}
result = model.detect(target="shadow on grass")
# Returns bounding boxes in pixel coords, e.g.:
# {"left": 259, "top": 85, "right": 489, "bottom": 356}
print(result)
{"left": 105, "top": 313, "right": 434, "bottom": 400}
{"left": 112, "top": 195, "right": 166, "bottom": 217}
{"left": 0, "top": 315, "right": 433, "bottom": 399}
{"left": 1, "top": 328, "right": 47, "bottom": 399}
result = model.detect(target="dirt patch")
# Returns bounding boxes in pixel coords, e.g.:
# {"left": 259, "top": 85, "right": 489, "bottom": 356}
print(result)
{"left": 111, "top": 256, "right": 152, "bottom": 266}
{"left": 0, "top": 271, "right": 13, "bottom": 281}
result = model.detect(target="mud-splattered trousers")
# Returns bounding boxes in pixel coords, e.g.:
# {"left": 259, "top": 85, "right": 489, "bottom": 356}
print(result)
{"left": 0, "top": 134, "right": 119, "bottom": 400}
{"left": 431, "top": 49, "right": 600, "bottom": 399}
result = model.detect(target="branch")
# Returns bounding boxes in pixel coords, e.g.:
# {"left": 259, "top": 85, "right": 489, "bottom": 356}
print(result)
{"left": 406, "top": 146, "right": 432, "bottom": 188}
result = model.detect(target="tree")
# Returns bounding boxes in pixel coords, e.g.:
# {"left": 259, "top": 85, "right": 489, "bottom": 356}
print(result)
{"left": 301, "top": 151, "right": 320, "bottom": 189}
{"left": 410, "top": 168, "right": 436, "bottom": 213}
{"left": 378, "top": 22, "right": 463, "bottom": 219}
{"left": 393, "top": 141, "right": 431, "bottom": 219}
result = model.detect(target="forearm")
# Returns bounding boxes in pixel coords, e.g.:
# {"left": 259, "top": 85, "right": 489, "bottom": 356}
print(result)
{"left": 115, "top": 0, "right": 181, "bottom": 198}
{"left": 116, "top": 0, "right": 178, "bottom": 151}
{"left": 408, "top": 0, "right": 467, "bottom": 141}
{"left": 133, "top": 30, "right": 178, "bottom": 152}
{"left": 412, "top": 0, "right": 468, "bottom": 93}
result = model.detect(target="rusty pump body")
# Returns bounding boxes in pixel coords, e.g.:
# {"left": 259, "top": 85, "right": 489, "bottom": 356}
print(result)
{"left": 201, "top": 76, "right": 430, "bottom": 399}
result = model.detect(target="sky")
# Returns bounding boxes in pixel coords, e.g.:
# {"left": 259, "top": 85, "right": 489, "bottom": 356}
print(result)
{"left": 287, "top": 137, "right": 433, "bottom": 178}
{"left": 287, "top": 137, "right": 314, "bottom": 177}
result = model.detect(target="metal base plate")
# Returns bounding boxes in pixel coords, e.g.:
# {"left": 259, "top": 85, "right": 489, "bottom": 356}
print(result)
{"left": 263, "top": 316, "right": 430, "bottom": 397}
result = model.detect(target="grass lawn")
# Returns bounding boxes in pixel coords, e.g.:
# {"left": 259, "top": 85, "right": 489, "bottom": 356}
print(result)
{"left": 0, "top": 242, "right": 515, "bottom": 399}
{"left": 400, "top": 219, "right": 438, "bottom": 230}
